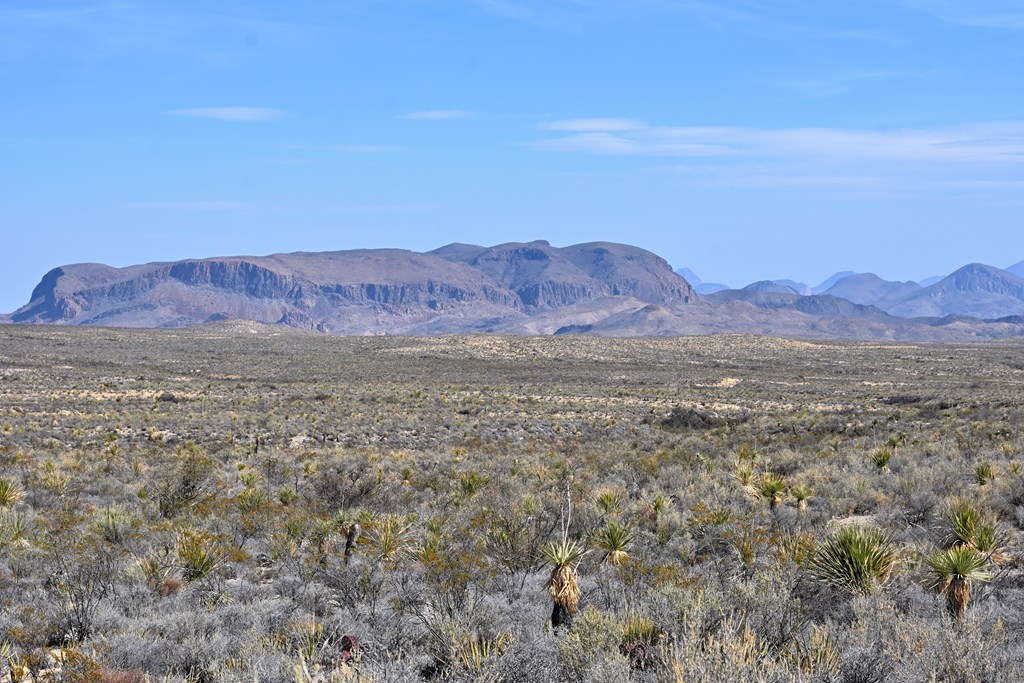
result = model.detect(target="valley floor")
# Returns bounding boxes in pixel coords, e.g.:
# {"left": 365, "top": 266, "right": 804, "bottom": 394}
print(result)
{"left": 1, "top": 324, "right": 1023, "bottom": 682}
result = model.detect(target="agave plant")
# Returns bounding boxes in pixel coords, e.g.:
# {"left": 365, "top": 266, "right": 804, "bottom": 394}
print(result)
{"left": 925, "top": 545, "right": 992, "bottom": 621}
{"left": 541, "top": 537, "right": 589, "bottom": 629}
{"left": 809, "top": 526, "right": 899, "bottom": 595}
{"left": 592, "top": 520, "right": 634, "bottom": 566}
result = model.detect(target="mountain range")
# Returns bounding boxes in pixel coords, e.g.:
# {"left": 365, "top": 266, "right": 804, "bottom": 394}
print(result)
{"left": 681, "top": 261, "right": 1024, "bottom": 320}
{"left": 3, "top": 242, "right": 1024, "bottom": 341}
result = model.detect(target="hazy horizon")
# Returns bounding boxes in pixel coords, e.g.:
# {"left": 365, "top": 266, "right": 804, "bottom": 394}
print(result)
{"left": 3, "top": 1, "right": 1022, "bottom": 313}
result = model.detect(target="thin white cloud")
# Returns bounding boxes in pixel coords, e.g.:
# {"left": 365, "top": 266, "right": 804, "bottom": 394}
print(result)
{"left": 130, "top": 200, "right": 249, "bottom": 210}
{"left": 907, "top": 0, "right": 1024, "bottom": 29}
{"left": 539, "top": 118, "right": 647, "bottom": 132}
{"left": 536, "top": 120, "right": 1024, "bottom": 164}
{"left": 286, "top": 144, "right": 405, "bottom": 153}
{"left": 536, "top": 119, "right": 1024, "bottom": 195}
{"left": 166, "top": 107, "right": 285, "bottom": 122}
{"left": 325, "top": 144, "right": 403, "bottom": 153}
{"left": 773, "top": 69, "right": 931, "bottom": 98}
{"left": 398, "top": 110, "right": 475, "bottom": 120}
{"left": 943, "top": 12, "right": 1024, "bottom": 28}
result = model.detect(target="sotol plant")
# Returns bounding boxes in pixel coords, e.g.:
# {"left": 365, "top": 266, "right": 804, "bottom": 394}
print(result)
{"left": 810, "top": 526, "right": 899, "bottom": 595}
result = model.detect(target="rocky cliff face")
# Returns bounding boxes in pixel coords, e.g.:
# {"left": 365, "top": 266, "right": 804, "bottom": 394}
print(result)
{"left": 10, "top": 242, "right": 694, "bottom": 331}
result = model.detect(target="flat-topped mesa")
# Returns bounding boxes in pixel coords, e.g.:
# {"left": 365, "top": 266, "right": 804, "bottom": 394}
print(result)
{"left": 10, "top": 241, "right": 694, "bottom": 330}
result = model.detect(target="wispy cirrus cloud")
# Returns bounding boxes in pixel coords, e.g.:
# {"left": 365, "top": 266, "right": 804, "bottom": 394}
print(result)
{"left": 166, "top": 107, "right": 286, "bottom": 122}
{"left": 285, "top": 144, "right": 405, "bottom": 153}
{"left": 539, "top": 118, "right": 646, "bottom": 132}
{"left": 773, "top": 69, "right": 931, "bottom": 98}
{"left": 907, "top": 0, "right": 1024, "bottom": 29}
{"left": 536, "top": 118, "right": 1024, "bottom": 164}
{"left": 398, "top": 110, "right": 475, "bottom": 120}
{"left": 535, "top": 117, "right": 1024, "bottom": 195}
{"left": 130, "top": 200, "right": 249, "bottom": 210}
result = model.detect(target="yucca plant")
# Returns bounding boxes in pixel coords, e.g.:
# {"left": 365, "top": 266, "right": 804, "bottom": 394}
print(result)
{"left": 791, "top": 485, "right": 812, "bottom": 513}
{"left": 786, "top": 624, "right": 840, "bottom": 675}
{"left": 948, "top": 499, "right": 981, "bottom": 547}
{"left": 278, "top": 485, "right": 298, "bottom": 506}
{"left": 308, "top": 518, "right": 336, "bottom": 559}
{"left": 925, "top": 545, "right": 992, "bottom": 621}
{"left": 592, "top": 520, "right": 634, "bottom": 565}
{"left": 810, "top": 526, "right": 899, "bottom": 595}
{"left": 541, "top": 537, "right": 589, "bottom": 629}
{"left": 458, "top": 471, "right": 489, "bottom": 498}
{"left": 734, "top": 464, "right": 753, "bottom": 487}
{"left": 870, "top": 447, "right": 892, "bottom": 471}
{"left": 368, "top": 516, "right": 414, "bottom": 567}
{"left": 649, "top": 493, "right": 670, "bottom": 517}
{"left": 177, "top": 532, "right": 223, "bottom": 582}
{"left": 0, "top": 479, "right": 23, "bottom": 509}
{"left": 136, "top": 550, "right": 173, "bottom": 590}
{"left": 968, "top": 520, "right": 1007, "bottom": 563}
{"left": 94, "top": 509, "right": 131, "bottom": 546}
{"left": 757, "top": 473, "right": 787, "bottom": 510}
{"left": 1, "top": 511, "right": 29, "bottom": 546}
{"left": 974, "top": 462, "right": 996, "bottom": 486}
{"left": 595, "top": 490, "right": 621, "bottom": 516}
{"left": 453, "top": 632, "right": 514, "bottom": 673}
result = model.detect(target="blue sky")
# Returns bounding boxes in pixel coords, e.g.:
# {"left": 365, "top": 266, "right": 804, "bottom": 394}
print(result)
{"left": 2, "top": 0, "right": 1023, "bottom": 312}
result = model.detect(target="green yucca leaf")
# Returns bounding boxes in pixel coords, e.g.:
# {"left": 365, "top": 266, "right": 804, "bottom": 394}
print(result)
{"left": 541, "top": 537, "right": 589, "bottom": 569}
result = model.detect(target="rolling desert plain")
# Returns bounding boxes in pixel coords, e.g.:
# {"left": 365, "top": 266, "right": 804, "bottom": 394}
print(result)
{"left": 1, "top": 322, "right": 1023, "bottom": 681}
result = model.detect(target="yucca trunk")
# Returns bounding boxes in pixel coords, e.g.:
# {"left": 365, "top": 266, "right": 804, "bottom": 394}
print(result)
{"left": 344, "top": 523, "right": 361, "bottom": 565}
{"left": 947, "top": 577, "right": 970, "bottom": 621}
{"left": 548, "top": 564, "right": 580, "bottom": 629}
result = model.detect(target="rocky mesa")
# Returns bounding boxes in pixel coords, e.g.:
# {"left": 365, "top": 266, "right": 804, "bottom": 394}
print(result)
{"left": 9, "top": 241, "right": 695, "bottom": 334}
